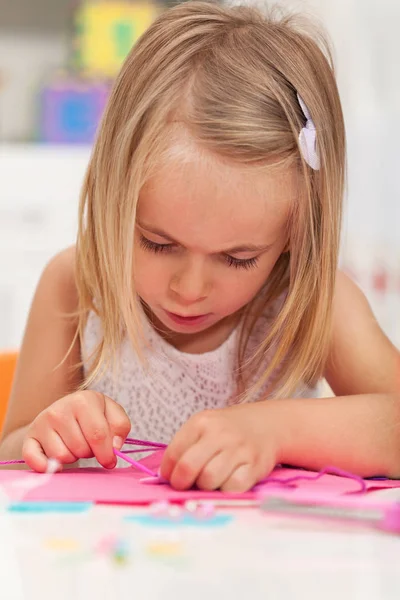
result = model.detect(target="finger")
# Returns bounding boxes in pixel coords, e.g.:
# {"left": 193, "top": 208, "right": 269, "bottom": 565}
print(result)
{"left": 161, "top": 420, "right": 203, "bottom": 481}
{"left": 77, "top": 396, "right": 115, "bottom": 468}
{"left": 220, "top": 463, "right": 256, "bottom": 493}
{"left": 168, "top": 437, "right": 220, "bottom": 491}
{"left": 22, "top": 438, "right": 48, "bottom": 473}
{"left": 39, "top": 429, "right": 77, "bottom": 465}
{"left": 104, "top": 400, "right": 131, "bottom": 450}
{"left": 53, "top": 418, "right": 93, "bottom": 460}
{"left": 196, "top": 451, "right": 237, "bottom": 491}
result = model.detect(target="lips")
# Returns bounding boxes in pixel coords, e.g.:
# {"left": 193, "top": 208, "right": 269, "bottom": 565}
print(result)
{"left": 164, "top": 310, "right": 210, "bottom": 327}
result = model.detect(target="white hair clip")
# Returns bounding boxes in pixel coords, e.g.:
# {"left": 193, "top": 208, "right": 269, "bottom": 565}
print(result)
{"left": 297, "top": 93, "right": 320, "bottom": 170}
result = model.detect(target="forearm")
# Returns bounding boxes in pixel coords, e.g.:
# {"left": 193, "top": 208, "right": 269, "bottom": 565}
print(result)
{"left": 0, "top": 425, "right": 30, "bottom": 466}
{"left": 267, "top": 393, "right": 400, "bottom": 478}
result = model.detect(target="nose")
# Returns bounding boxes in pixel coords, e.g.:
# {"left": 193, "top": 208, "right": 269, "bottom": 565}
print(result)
{"left": 169, "top": 257, "right": 209, "bottom": 306}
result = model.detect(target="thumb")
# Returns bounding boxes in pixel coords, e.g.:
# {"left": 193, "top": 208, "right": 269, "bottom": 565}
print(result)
{"left": 104, "top": 398, "right": 131, "bottom": 451}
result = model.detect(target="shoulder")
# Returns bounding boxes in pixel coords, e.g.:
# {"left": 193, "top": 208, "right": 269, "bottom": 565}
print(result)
{"left": 38, "top": 246, "right": 78, "bottom": 313}
{"left": 330, "top": 268, "right": 383, "bottom": 354}
{"left": 330, "top": 269, "right": 383, "bottom": 346}
{"left": 325, "top": 270, "right": 400, "bottom": 395}
{"left": 1, "top": 247, "right": 82, "bottom": 440}
{"left": 332, "top": 270, "right": 370, "bottom": 315}
{"left": 42, "top": 245, "right": 76, "bottom": 286}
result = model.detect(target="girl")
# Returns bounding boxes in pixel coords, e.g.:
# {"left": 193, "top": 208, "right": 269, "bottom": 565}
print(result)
{"left": 0, "top": 2, "right": 399, "bottom": 492}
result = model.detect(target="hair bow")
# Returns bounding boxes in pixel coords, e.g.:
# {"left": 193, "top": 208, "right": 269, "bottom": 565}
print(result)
{"left": 297, "top": 93, "right": 320, "bottom": 170}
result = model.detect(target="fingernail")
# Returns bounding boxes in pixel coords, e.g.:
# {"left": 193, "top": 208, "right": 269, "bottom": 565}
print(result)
{"left": 112, "top": 436, "right": 124, "bottom": 450}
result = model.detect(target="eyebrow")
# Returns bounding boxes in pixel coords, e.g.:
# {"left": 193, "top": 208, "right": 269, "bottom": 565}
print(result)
{"left": 137, "top": 222, "right": 273, "bottom": 254}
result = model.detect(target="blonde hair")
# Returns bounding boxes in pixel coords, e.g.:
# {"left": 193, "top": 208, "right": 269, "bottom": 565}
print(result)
{"left": 76, "top": 1, "right": 346, "bottom": 400}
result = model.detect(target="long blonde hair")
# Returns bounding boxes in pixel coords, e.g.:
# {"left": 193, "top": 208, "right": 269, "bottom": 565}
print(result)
{"left": 76, "top": 1, "right": 346, "bottom": 399}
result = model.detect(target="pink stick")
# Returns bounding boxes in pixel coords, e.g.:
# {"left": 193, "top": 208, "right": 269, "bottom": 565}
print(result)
{"left": 256, "top": 466, "right": 367, "bottom": 493}
{"left": 125, "top": 438, "right": 167, "bottom": 449}
{"left": 113, "top": 449, "right": 157, "bottom": 477}
{"left": 123, "top": 449, "right": 158, "bottom": 454}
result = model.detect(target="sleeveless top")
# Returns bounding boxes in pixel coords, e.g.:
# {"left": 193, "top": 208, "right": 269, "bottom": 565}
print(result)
{"left": 81, "top": 300, "right": 320, "bottom": 466}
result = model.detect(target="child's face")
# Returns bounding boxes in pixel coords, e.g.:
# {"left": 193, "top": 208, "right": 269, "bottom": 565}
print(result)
{"left": 134, "top": 146, "right": 294, "bottom": 337}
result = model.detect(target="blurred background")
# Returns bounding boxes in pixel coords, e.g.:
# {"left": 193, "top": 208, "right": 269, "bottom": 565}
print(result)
{"left": 0, "top": 0, "right": 399, "bottom": 351}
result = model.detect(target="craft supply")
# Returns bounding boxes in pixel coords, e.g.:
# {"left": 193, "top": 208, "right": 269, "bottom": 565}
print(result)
{"left": 168, "top": 505, "right": 182, "bottom": 520}
{"left": 112, "top": 538, "right": 130, "bottom": 566}
{"left": 256, "top": 466, "right": 367, "bottom": 494}
{"left": 1, "top": 440, "right": 400, "bottom": 507}
{"left": 261, "top": 494, "right": 400, "bottom": 535}
{"left": 1, "top": 463, "right": 399, "bottom": 506}
{"left": 184, "top": 500, "right": 198, "bottom": 513}
{"left": 197, "top": 501, "right": 216, "bottom": 519}
{"left": 96, "top": 534, "right": 118, "bottom": 555}
{"left": 145, "top": 540, "right": 184, "bottom": 558}
{"left": 113, "top": 448, "right": 157, "bottom": 477}
{"left": 140, "top": 475, "right": 169, "bottom": 485}
{"left": 8, "top": 501, "right": 92, "bottom": 513}
{"left": 126, "top": 514, "right": 233, "bottom": 528}
{"left": 125, "top": 438, "right": 167, "bottom": 449}
{"left": 149, "top": 501, "right": 170, "bottom": 516}
{"left": 45, "top": 538, "right": 81, "bottom": 551}
{"left": 3, "top": 458, "right": 60, "bottom": 503}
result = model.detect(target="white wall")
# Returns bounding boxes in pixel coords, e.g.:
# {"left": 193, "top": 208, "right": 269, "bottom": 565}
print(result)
{"left": 0, "top": 145, "right": 90, "bottom": 348}
{"left": 313, "top": 0, "right": 400, "bottom": 343}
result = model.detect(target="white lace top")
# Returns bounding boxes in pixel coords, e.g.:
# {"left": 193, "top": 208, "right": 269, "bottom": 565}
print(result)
{"left": 82, "top": 301, "right": 320, "bottom": 459}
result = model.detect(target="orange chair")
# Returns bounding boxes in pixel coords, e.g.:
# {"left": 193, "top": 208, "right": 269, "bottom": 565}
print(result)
{"left": 0, "top": 351, "right": 17, "bottom": 433}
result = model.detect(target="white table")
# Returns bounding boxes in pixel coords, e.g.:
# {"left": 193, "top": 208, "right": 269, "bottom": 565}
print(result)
{"left": 1, "top": 487, "right": 399, "bottom": 600}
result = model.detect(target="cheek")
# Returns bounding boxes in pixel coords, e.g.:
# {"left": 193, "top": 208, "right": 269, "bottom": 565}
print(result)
{"left": 215, "top": 261, "right": 276, "bottom": 312}
{"left": 215, "top": 238, "right": 287, "bottom": 312}
{"left": 133, "top": 248, "right": 169, "bottom": 299}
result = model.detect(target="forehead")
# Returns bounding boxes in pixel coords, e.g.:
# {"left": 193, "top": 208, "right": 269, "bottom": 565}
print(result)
{"left": 138, "top": 142, "right": 297, "bottom": 249}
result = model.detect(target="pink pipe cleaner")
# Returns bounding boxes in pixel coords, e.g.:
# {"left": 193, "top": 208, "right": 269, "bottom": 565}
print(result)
{"left": 0, "top": 438, "right": 161, "bottom": 477}
{"left": 255, "top": 466, "right": 367, "bottom": 493}
{"left": 123, "top": 448, "right": 159, "bottom": 454}
{"left": 113, "top": 449, "right": 157, "bottom": 477}
{"left": 125, "top": 438, "right": 167, "bottom": 449}
{"left": 0, "top": 438, "right": 369, "bottom": 493}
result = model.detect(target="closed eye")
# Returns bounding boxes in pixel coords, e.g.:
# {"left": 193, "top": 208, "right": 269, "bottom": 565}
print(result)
{"left": 140, "top": 234, "right": 260, "bottom": 270}
{"left": 224, "top": 255, "right": 259, "bottom": 270}
{"left": 139, "top": 235, "right": 174, "bottom": 254}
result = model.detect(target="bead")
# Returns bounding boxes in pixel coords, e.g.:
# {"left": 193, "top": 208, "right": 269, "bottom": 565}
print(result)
{"left": 184, "top": 500, "right": 198, "bottom": 513}
{"left": 197, "top": 501, "right": 215, "bottom": 519}
{"left": 149, "top": 501, "right": 170, "bottom": 516}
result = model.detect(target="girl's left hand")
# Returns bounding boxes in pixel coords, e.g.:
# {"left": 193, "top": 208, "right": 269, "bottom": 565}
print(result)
{"left": 160, "top": 403, "right": 278, "bottom": 492}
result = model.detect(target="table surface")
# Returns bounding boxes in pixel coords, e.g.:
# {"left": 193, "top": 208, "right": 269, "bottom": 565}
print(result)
{"left": 1, "top": 487, "right": 400, "bottom": 600}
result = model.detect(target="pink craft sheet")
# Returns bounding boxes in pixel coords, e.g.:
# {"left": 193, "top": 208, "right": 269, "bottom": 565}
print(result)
{"left": 0, "top": 451, "right": 399, "bottom": 505}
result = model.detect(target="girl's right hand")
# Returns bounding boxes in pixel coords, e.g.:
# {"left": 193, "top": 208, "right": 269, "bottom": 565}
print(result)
{"left": 22, "top": 391, "right": 131, "bottom": 472}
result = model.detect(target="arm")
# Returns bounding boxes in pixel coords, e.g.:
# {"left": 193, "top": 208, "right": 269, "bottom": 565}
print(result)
{"left": 0, "top": 247, "right": 82, "bottom": 460}
{"left": 161, "top": 272, "right": 400, "bottom": 491}
{"left": 274, "top": 271, "right": 400, "bottom": 478}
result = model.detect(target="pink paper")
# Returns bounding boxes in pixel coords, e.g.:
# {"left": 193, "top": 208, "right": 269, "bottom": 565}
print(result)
{"left": 1, "top": 451, "right": 399, "bottom": 505}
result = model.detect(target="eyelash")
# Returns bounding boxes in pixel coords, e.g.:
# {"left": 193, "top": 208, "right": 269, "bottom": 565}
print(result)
{"left": 139, "top": 235, "right": 259, "bottom": 270}
{"left": 139, "top": 235, "right": 172, "bottom": 254}
{"left": 224, "top": 255, "right": 259, "bottom": 270}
